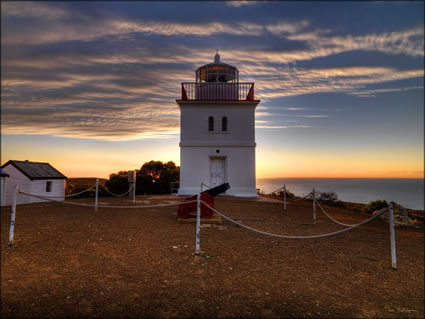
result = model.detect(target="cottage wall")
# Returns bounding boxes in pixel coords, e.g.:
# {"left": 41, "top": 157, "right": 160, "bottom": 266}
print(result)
{"left": 1, "top": 164, "right": 65, "bottom": 206}
{"left": 29, "top": 179, "right": 65, "bottom": 203}
{"left": 1, "top": 176, "right": 7, "bottom": 206}
{"left": 2, "top": 165, "right": 33, "bottom": 205}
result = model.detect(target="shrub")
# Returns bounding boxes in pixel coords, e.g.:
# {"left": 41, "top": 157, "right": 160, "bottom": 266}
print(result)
{"left": 317, "top": 191, "right": 345, "bottom": 208}
{"left": 362, "top": 200, "right": 388, "bottom": 214}
{"left": 318, "top": 191, "right": 338, "bottom": 202}
{"left": 105, "top": 171, "right": 129, "bottom": 195}
{"left": 136, "top": 161, "right": 180, "bottom": 195}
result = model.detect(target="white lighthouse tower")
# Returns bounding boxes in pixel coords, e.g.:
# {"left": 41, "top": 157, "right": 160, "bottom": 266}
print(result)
{"left": 177, "top": 52, "right": 260, "bottom": 197}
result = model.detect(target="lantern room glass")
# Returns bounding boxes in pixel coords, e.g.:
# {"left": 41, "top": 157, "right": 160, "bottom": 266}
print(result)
{"left": 196, "top": 64, "right": 239, "bottom": 83}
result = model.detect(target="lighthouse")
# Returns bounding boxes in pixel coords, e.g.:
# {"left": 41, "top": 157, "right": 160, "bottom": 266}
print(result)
{"left": 176, "top": 52, "right": 260, "bottom": 197}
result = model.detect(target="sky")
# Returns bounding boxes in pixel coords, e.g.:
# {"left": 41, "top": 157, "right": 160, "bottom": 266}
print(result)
{"left": 1, "top": 1, "right": 424, "bottom": 179}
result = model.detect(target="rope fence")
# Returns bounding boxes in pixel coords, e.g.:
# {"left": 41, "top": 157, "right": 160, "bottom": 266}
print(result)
{"left": 316, "top": 200, "right": 355, "bottom": 227}
{"left": 200, "top": 200, "right": 386, "bottom": 239}
{"left": 38, "top": 184, "right": 96, "bottom": 199}
{"left": 7, "top": 184, "right": 398, "bottom": 269}
{"left": 101, "top": 184, "right": 135, "bottom": 197}
{"left": 18, "top": 190, "right": 195, "bottom": 209}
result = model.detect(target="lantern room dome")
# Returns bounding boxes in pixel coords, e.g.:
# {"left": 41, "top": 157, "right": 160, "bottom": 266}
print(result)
{"left": 196, "top": 51, "right": 239, "bottom": 83}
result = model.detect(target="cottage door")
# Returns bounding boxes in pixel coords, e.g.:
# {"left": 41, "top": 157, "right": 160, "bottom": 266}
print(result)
{"left": 210, "top": 159, "right": 225, "bottom": 187}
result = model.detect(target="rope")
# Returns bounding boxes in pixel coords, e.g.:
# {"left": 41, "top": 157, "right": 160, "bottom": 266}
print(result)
{"left": 265, "top": 186, "right": 284, "bottom": 195}
{"left": 316, "top": 201, "right": 356, "bottom": 227}
{"left": 18, "top": 190, "right": 196, "bottom": 209}
{"left": 41, "top": 185, "right": 96, "bottom": 198}
{"left": 286, "top": 191, "right": 313, "bottom": 201}
{"left": 263, "top": 185, "right": 312, "bottom": 200}
{"left": 101, "top": 184, "right": 134, "bottom": 197}
{"left": 200, "top": 200, "right": 386, "bottom": 239}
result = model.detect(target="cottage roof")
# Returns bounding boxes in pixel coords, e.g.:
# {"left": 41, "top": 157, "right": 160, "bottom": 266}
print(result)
{"left": 0, "top": 168, "right": 9, "bottom": 177}
{"left": 1, "top": 160, "right": 67, "bottom": 180}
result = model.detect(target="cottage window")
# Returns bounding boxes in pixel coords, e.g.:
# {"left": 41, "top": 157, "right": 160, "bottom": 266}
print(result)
{"left": 208, "top": 116, "right": 214, "bottom": 131}
{"left": 222, "top": 117, "right": 228, "bottom": 132}
{"left": 46, "top": 181, "right": 52, "bottom": 192}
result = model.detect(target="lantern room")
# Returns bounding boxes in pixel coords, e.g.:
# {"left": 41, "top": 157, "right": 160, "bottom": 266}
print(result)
{"left": 195, "top": 51, "right": 239, "bottom": 83}
{"left": 181, "top": 51, "right": 254, "bottom": 101}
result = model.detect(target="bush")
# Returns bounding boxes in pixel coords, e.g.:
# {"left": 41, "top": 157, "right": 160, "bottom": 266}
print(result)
{"left": 136, "top": 160, "right": 180, "bottom": 195}
{"left": 106, "top": 161, "right": 180, "bottom": 196}
{"left": 362, "top": 200, "right": 388, "bottom": 214}
{"left": 316, "top": 191, "right": 345, "bottom": 208}
{"left": 318, "top": 191, "right": 338, "bottom": 202}
{"left": 105, "top": 171, "right": 129, "bottom": 195}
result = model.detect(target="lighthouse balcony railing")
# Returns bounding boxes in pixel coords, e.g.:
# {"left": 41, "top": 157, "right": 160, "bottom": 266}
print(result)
{"left": 181, "top": 82, "right": 255, "bottom": 101}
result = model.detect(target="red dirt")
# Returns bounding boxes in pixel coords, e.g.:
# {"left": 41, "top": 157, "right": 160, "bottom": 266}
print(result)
{"left": 1, "top": 195, "right": 423, "bottom": 318}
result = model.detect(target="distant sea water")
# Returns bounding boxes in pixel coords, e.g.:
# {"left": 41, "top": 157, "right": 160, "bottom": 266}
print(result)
{"left": 256, "top": 178, "right": 424, "bottom": 210}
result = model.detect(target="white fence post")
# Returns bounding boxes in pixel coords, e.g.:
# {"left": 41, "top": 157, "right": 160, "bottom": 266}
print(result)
{"left": 388, "top": 202, "right": 397, "bottom": 270}
{"left": 8, "top": 185, "right": 18, "bottom": 246}
{"left": 195, "top": 193, "right": 201, "bottom": 255}
{"left": 283, "top": 184, "right": 287, "bottom": 211}
{"left": 133, "top": 173, "right": 136, "bottom": 203}
{"left": 312, "top": 188, "right": 316, "bottom": 224}
{"left": 95, "top": 178, "right": 99, "bottom": 211}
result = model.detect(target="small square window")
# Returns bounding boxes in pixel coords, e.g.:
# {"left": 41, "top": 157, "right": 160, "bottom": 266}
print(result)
{"left": 46, "top": 181, "right": 52, "bottom": 192}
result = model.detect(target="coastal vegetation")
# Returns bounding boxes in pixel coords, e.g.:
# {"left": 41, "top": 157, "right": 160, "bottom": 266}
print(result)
{"left": 67, "top": 160, "right": 179, "bottom": 197}
{"left": 362, "top": 199, "right": 389, "bottom": 214}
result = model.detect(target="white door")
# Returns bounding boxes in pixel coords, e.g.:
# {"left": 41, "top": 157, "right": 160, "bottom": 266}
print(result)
{"left": 210, "top": 159, "right": 225, "bottom": 187}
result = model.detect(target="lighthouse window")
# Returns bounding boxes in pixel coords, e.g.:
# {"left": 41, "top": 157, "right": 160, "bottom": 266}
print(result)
{"left": 208, "top": 116, "right": 214, "bottom": 131}
{"left": 222, "top": 117, "right": 228, "bottom": 132}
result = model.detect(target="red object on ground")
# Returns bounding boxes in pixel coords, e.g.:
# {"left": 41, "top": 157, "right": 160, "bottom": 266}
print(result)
{"left": 177, "top": 193, "right": 214, "bottom": 219}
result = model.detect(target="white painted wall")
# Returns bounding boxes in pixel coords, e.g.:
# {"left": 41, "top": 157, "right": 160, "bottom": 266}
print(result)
{"left": 178, "top": 101, "right": 259, "bottom": 197}
{"left": 1, "top": 164, "right": 65, "bottom": 206}
{"left": 1, "top": 176, "right": 7, "bottom": 206}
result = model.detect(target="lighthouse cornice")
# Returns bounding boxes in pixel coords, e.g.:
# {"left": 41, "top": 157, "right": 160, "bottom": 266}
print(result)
{"left": 176, "top": 100, "right": 260, "bottom": 109}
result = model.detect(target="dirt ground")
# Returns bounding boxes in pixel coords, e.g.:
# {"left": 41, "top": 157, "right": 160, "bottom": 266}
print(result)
{"left": 1, "top": 195, "right": 424, "bottom": 318}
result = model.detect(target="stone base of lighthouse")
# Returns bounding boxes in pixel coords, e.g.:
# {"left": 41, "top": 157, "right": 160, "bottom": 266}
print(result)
{"left": 178, "top": 145, "right": 257, "bottom": 197}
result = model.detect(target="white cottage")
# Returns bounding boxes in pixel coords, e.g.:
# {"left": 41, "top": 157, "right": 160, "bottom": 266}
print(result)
{"left": 177, "top": 52, "right": 260, "bottom": 197}
{"left": 1, "top": 160, "right": 67, "bottom": 206}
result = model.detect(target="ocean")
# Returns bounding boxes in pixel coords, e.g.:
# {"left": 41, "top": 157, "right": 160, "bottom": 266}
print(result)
{"left": 256, "top": 178, "right": 424, "bottom": 210}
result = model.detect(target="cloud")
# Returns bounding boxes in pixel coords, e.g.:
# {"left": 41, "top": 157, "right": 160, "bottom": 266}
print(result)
{"left": 348, "top": 86, "right": 424, "bottom": 98}
{"left": 266, "top": 20, "right": 310, "bottom": 35}
{"left": 286, "top": 107, "right": 306, "bottom": 111}
{"left": 225, "top": 1, "right": 259, "bottom": 7}
{"left": 253, "top": 66, "right": 424, "bottom": 99}
{"left": 256, "top": 125, "right": 311, "bottom": 129}
{"left": 3, "top": 2, "right": 422, "bottom": 61}
{"left": 2, "top": 41, "right": 423, "bottom": 140}
{"left": 2, "top": 18, "right": 267, "bottom": 45}
{"left": 1, "top": 3, "right": 423, "bottom": 142}
{"left": 303, "top": 115, "right": 328, "bottom": 118}
{"left": 1, "top": 1, "right": 68, "bottom": 19}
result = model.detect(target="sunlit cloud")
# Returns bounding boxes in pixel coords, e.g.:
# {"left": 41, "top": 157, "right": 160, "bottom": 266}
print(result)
{"left": 1, "top": 1, "right": 67, "bottom": 19}
{"left": 256, "top": 125, "right": 311, "bottom": 129}
{"left": 225, "top": 1, "right": 260, "bottom": 7}
{"left": 348, "top": 86, "right": 424, "bottom": 97}
{"left": 303, "top": 115, "right": 328, "bottom": 118}
{"left": 286, "top": 107, "right": 306, "bottom": 111}
{"left": 266, "top": 20, "right": 310, "bottom": 35}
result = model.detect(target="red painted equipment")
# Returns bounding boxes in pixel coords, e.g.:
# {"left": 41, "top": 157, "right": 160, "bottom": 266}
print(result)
{"left": 177, "top": 183, "right": 230, "bottom": 219}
